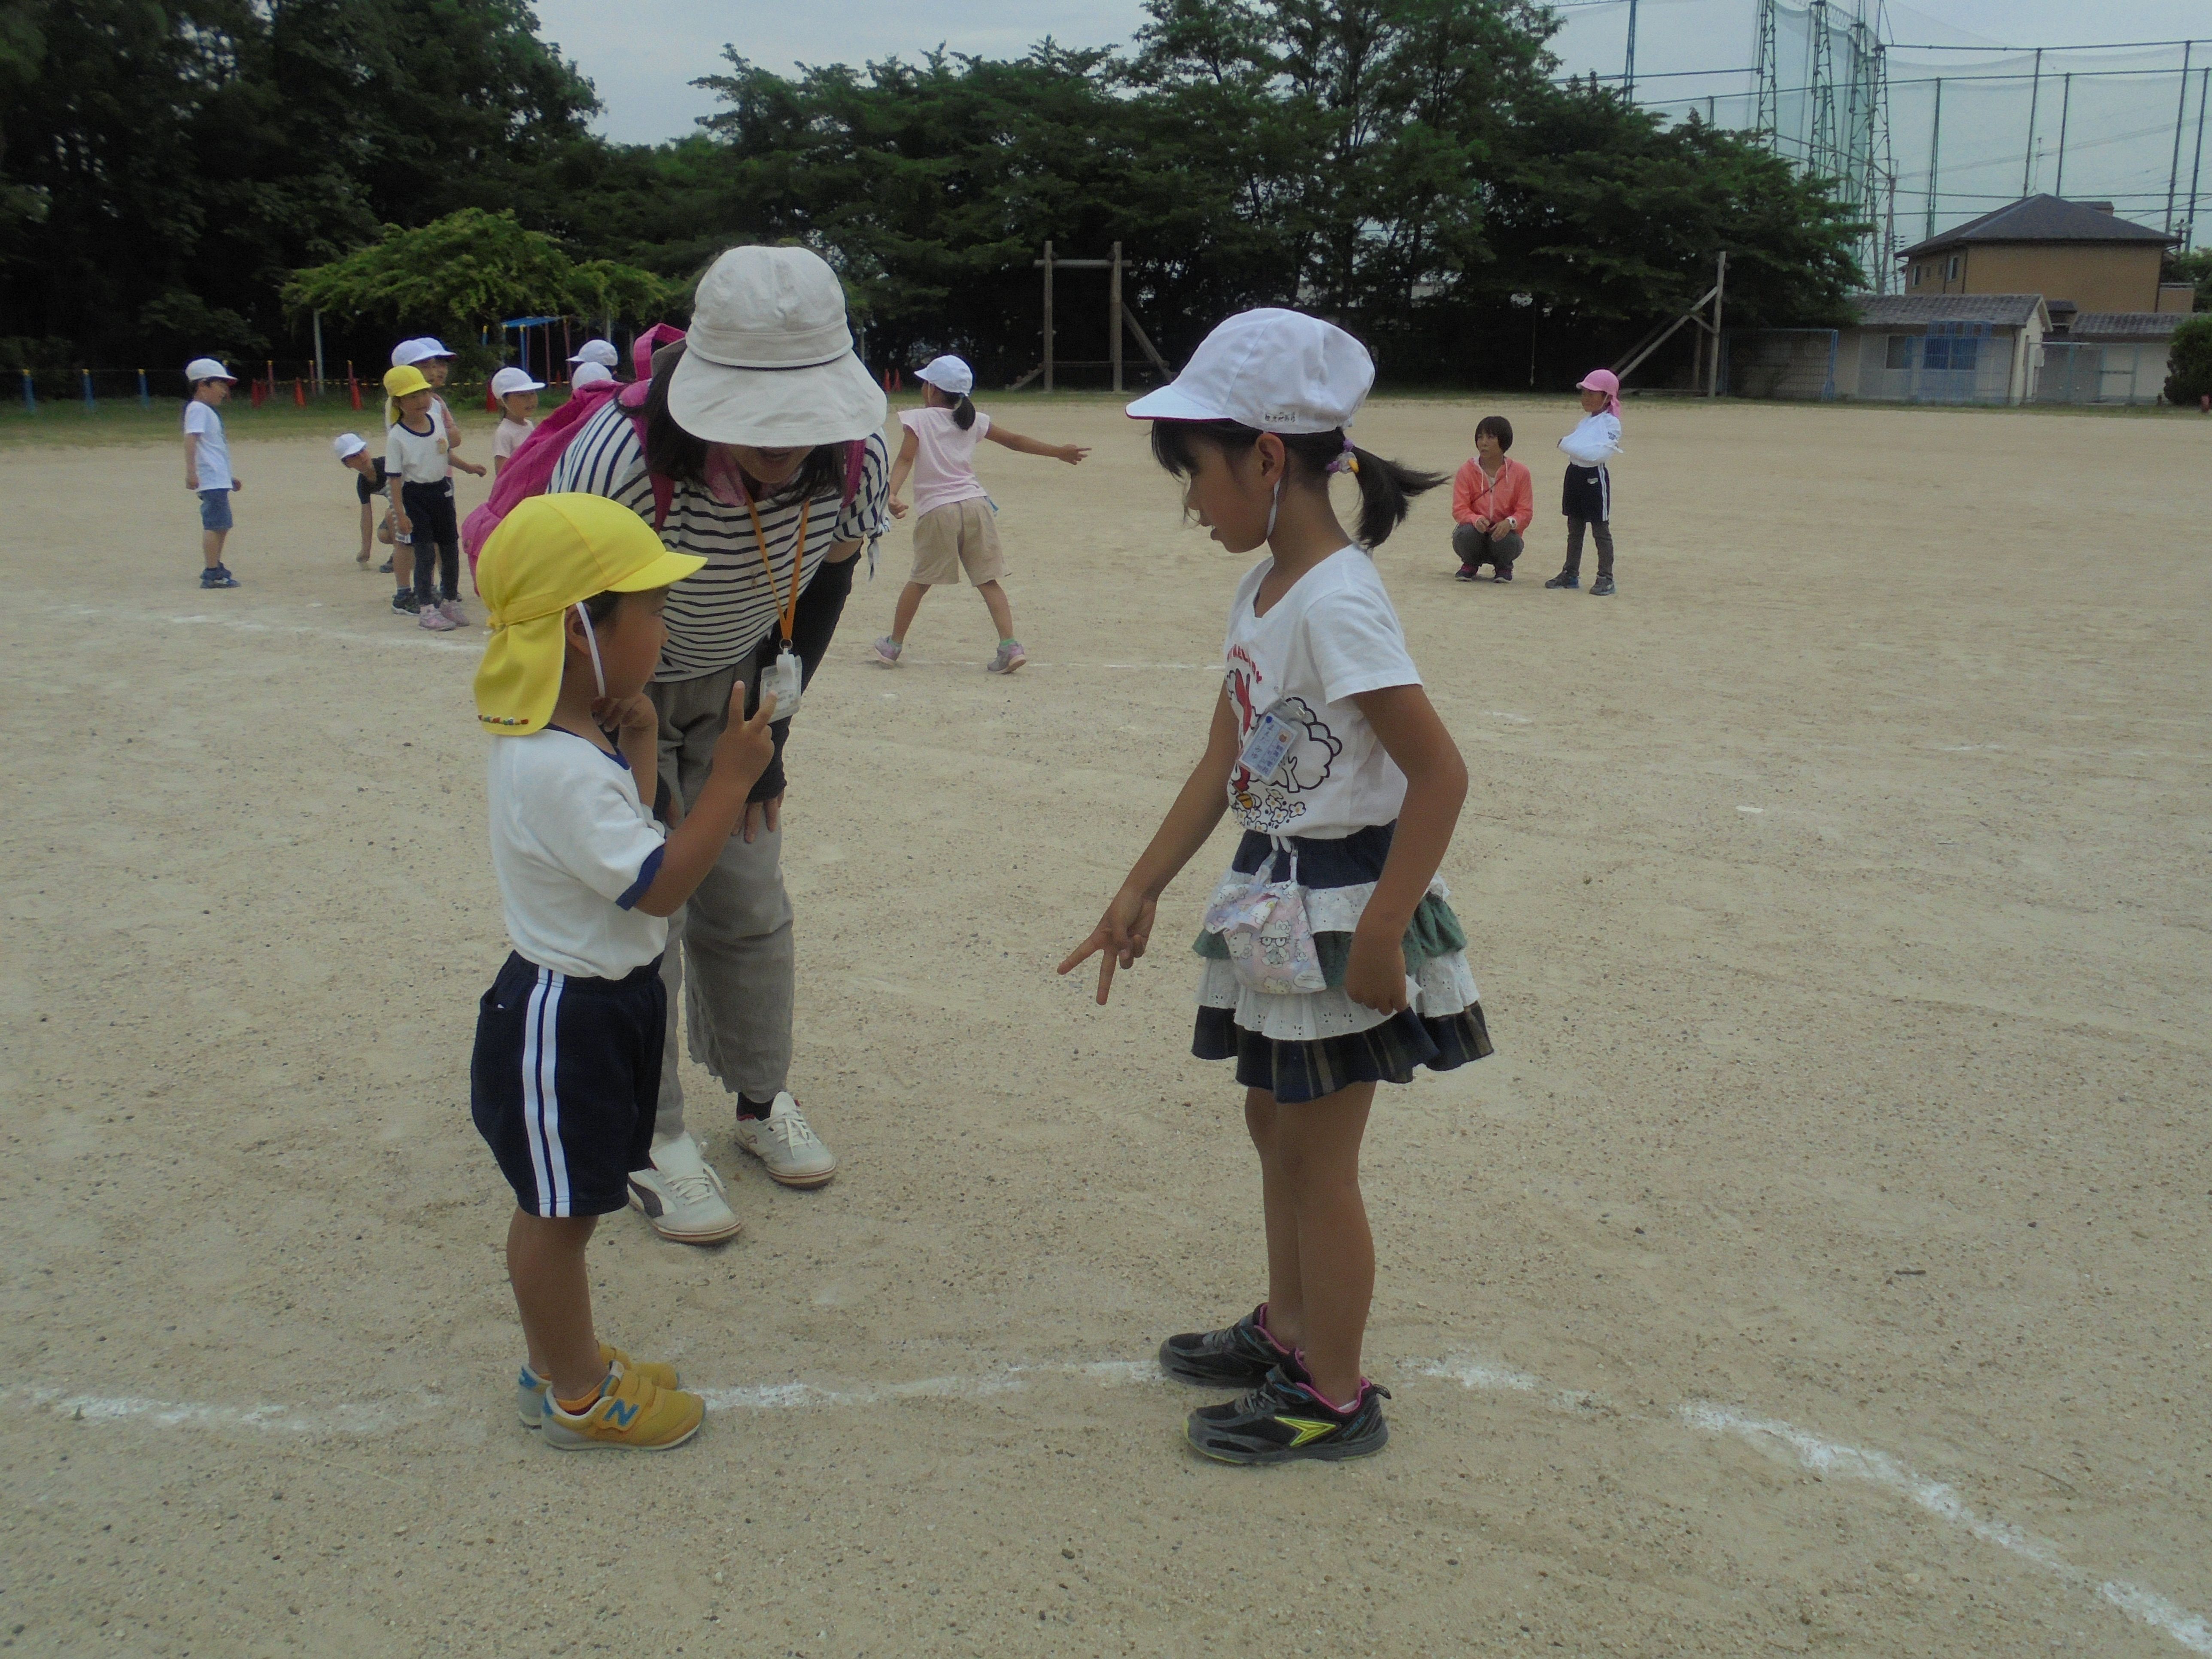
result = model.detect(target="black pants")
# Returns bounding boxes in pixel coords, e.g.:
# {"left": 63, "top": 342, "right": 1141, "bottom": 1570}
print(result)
{"left": 1560, "top": 465, "right": 1613, "bottom": 579}
{"left": 1453, "top": 522, "right": 1523, "bottom": 572}
{"left": 402, "top": 479, "right": 459, "bottom": 603}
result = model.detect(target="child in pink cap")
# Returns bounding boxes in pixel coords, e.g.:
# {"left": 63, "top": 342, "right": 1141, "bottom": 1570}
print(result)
{"left": 1545, "top": 369, "right": 1623, "bottom": 596}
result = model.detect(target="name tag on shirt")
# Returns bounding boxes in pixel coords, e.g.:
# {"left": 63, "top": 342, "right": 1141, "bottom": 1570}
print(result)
{"left": 1237, "top": 704, "right": 1297, "bottom": 781}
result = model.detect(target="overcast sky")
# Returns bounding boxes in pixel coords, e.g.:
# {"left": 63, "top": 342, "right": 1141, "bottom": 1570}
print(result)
{"left": 534, "top": 0, "right": 2212, "bottom": 146}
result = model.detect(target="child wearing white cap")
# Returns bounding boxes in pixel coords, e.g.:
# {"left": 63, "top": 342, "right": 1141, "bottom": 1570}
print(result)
{"left": 871, "top": 354, "right": 1088, "bottom": 675}
{"left": 333, "top": 432, "right": 391, "bottom": 566}
{"left": 182, "top": 357, "right": 241, "bottom": 588}
{"left": 490, "top": 366, "right": 545, "bottom": 478}
{"left": 568, "top": 362, "right": 614, "bottom": 392}
{"left": 1061, "top": 308, "right": 1489, "bottom": 1468}
{"left": 568, "top": 339, "right": 620, "bottom": 373}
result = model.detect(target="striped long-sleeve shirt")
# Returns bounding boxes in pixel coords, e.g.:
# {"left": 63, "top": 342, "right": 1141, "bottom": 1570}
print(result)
{"left": 548, "top": 399, "right": 890, "bottom": 681}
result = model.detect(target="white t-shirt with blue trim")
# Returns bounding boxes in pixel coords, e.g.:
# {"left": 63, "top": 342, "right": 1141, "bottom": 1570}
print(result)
{"left": 486, "top": 728, "right": 667, "bottom": 979}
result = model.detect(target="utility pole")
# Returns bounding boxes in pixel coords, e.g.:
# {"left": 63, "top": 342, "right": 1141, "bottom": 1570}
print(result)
{"left": 2054, "top": 73, "right": 2072, "bottom": 197}
{"left": 312, "top": 311, "right": 325, "bottom": 392}
{"left": 2167, "top": 42, "right": 2196, "bottom": 235}
{"left": 2188, "top": 66, "right": 2209, "bottom": 248}
{"left": 1623, "top": 0, "right": 1638, "bottom": 100}
{"left": 1925, "top": 77, "right": 1942, "bottom": 241}
{"left": 2021, "top": 48, "right": 2042, "bottom": 198}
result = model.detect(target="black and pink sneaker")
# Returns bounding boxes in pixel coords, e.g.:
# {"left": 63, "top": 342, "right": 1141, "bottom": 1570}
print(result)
{"left": 1157, "top": 1304, "right": 1292, "bottom": 1389}
{"left": 1185, "top": 1366, "right": 1392, "bottom": 1465}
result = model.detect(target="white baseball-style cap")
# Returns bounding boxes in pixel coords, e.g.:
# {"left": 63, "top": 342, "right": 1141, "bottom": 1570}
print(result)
{"left": 332, "top": 432, "right": 367, "bottom": 459}
{"left": 414, "top": 337, "right": 456, "bottom": 360}
{"left": 1125, "top": 307, "right": 1372, "bottom": 433}
{"left": 570, "top": 362, "right": 615, "bottom": 389}
{"left": 391, "top": 339, "right": 428, "bottom": 367}
{"left": 490, "top": 367, "right": 546, "bottom": 398}
{"left": 185, "top": 357, "right": 236, "bottom": 382}
{"left": 568, "top": 339, "right": 619, "bottom": 368}
{"left": 915, "top": 355, "right": 974, "bottom": 397}
{"left": 666, "top": 245, "right": 886, "bottom": 447}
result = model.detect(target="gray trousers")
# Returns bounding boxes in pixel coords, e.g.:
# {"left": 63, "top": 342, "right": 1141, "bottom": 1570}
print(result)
{"left": 648, "top": 665, "right": 795, "bottom": 1140}
{"left": 1452, "top": 522, "right": 1523, "bottom": 571}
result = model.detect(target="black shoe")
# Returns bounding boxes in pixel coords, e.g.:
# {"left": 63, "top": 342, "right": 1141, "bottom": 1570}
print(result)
{"left": 199, "top": 566, "right": 239, "bottom": 589}
{"left": 1158, "top": 1304, "right": 1291, "bottom": 1389}
{"left": 1590, "top": 574, "right": 1616, "bottom": 596}
{"left": 377, "top": 557, "right": 393, "bottom": 574}
{"left": 1544, "top": 572, "right": 1578, "bottom": 590}
{"left": 1186, "top": 1365, "right": 1392, "bottom": 1465}
{"left": 391, "top": 589, "right": 420, "bottom": 614}
{"left": 1453, "top": 565, "right": 1483, "bottom": 582}
{"left": 1493, "top": 567, "right": 1514, "bottom": 583}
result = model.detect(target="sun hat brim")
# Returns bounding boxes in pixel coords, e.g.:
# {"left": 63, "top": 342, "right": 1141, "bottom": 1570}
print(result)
{"left": 665, "top": 347, "right": 888, "bottom": 447}
{"left": 608, "top": 547, "right": 708, "bottom": 593}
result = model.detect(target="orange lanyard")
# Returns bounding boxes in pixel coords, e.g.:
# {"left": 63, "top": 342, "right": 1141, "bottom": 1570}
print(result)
{"left": 742, "top": 495, "right": 809, "bottom": 647}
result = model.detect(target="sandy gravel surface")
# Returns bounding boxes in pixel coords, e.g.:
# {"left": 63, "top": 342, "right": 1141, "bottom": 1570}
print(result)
{"left": 1, "top": 394, "right": 2206, "bottom": 1657}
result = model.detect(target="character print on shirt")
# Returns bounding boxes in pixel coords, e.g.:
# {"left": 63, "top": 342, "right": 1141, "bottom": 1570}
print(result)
{"left": 1226, "top": 646, "right": 1342, "bottom": 833}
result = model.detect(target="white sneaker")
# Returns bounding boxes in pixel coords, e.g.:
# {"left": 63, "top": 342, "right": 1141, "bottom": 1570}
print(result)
{"left": 626, "top": 1132, "right": 743, "bottom": 1243}
{"left": 735, "top": 1093, "right": 839, "bottom": 1188}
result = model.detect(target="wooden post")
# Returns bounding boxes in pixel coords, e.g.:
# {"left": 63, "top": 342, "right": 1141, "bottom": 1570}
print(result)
{"left": 1042, "top": 241, "right": 1055, "bottom": 393}
{"left": 1709, "top": 251, "right": 1727, "bottom": 397}
{"left": 1109, "top": 241, "right": 1124, "bottom": 393}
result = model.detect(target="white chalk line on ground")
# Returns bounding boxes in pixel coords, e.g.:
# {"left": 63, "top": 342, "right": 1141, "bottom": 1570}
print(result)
{"left": 16, "top": 1353, "right": 2207, "bottom": 1653}
{"left": 1672, "top": 1401, "right": 2212, "bottom": 1656}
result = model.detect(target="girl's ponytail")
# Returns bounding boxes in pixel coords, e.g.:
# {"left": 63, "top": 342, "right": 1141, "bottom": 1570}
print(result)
{"left": 1339, "top": 442, "right": 1445, "bottom": 549}
{"left": 952, "top": 393, "right": 976, "bottom": 431}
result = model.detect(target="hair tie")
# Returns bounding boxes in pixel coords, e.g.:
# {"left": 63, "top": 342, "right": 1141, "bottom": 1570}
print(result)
{"left": 1327, "top": 435, "right": 1359, "bottom": 477}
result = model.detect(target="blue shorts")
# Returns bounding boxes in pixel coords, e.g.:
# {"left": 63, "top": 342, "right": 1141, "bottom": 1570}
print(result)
{"left": 470, "top": 952, "right": 665, "bottom": 1218}
{"left": 198, "top": 489, "right": 233, "bottom": 532}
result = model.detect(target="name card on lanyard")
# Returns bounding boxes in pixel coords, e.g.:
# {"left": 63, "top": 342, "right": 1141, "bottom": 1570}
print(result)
{"left": 746, "top": 495, "right": 809, "bottom": 721}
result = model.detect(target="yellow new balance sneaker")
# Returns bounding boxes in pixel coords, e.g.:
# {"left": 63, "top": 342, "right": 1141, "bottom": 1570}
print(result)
{"left": 517, "top": 1343, "right": 683, "bottom": 1428}
{"left": 539, "top": 1361, "right": 705, "bottom": 1451}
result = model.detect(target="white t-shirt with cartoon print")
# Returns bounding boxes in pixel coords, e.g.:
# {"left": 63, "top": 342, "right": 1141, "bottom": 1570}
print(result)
{"left": 1221, "top": 547, "right": 1421, "bottom": 839}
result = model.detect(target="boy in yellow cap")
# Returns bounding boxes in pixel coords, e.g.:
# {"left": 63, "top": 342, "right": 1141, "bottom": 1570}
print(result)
{"left": 470, "top": 493, "right": 778, "bottom": 1449}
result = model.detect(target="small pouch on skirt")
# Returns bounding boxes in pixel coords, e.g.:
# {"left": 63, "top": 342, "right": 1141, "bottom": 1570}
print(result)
{"left": 1203, "top": 846, "right": 1327, "bottom": 995}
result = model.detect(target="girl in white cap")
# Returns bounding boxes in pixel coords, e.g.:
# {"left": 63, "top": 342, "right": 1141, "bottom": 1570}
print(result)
{"left": 489, "top": 366, "right": 545, "bottom": 478}
{"left": 568, "top": 338, "right": 620, "bottom": 375}
{"left": 332, "top": 432, "right": 389, "bottom": 566}
{"left": 1062, "top": 307, "right": 1490, "bottom": 1467}
{"left": 870, "top": 355, "right": 1088, "bottom": 675}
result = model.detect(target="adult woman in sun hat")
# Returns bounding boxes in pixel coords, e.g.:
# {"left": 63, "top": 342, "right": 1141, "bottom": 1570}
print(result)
{"left": 549, "top": 243, "right": 890, "bottom": 1245}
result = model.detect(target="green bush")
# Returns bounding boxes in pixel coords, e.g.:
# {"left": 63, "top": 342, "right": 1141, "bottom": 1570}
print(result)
{"left": 2164, "top": 314, "right": 2212, "bottom": 405}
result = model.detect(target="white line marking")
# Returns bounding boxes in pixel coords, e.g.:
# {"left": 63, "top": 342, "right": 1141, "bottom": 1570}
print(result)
{"left": 20, "top": 1362, "right": 2209, "bottom": 1653}
{"left": 1678, "top": 1400, "right": 2212, "bottom": 1656}
{"left": 1736, "top": 805, "right": 1764, "bottom": 814}
{"left": 43, "top": 602, "right": 474, "bottom": 652}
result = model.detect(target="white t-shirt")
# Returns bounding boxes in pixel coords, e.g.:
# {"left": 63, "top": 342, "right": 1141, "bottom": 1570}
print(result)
{"left": 899, "top": 406, "right": 991, "bottom": 518}
{"left": 1559, "top": 411, "right": 1622, "bottom": 466}
{"left": 1221, "top": 547, "right": 1422, "bottom": 839}
{"left": 183, "top": 401, "right": 232, "bottom": 492}
{"left": 494, "top": 416, "right": 534, "bottom": 462}
{"left": 386, "top": 416, "right": 450, "bottom": 485}
{"left": 486, "top": 728, "right": 669, "bottom": 979}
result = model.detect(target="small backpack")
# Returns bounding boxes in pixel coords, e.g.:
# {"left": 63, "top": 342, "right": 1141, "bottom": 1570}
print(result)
{"left": 460, "top": 324, "right": 866, "bottom": 591}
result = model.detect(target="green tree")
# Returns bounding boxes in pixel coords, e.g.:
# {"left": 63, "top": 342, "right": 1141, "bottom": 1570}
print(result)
{"left": 2163, "top": 313, "right": 2212, "bottom": 405}
{"left": 285, "top": 209, "right": 679, "bottom": 351}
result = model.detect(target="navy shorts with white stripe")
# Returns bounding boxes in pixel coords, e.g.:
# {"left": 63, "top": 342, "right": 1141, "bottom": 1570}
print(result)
{"left": 470, "top": 952, "right": 664, "bottom": 1218}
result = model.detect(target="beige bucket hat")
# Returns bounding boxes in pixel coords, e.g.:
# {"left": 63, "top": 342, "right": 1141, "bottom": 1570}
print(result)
{"left": 667, "top": 246, "right": 887, "bottom": 447}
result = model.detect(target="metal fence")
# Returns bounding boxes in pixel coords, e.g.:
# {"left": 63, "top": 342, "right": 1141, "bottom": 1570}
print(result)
{"left": 2034, "top": 340, "right": 2171, "bottom": 405}
{"left": 1718, "top": 329, "right": 1839, "bottom": 399}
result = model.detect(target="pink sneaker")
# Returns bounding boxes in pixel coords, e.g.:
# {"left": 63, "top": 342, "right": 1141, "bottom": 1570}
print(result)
{"left": 986, "top": 640, "right": 1027, "bottom": 675}
{"left": 438, "top": 598, "right": 467, "bottom": 626}
{"left": 417, "top": 602, "right": 458, "bottom": 632}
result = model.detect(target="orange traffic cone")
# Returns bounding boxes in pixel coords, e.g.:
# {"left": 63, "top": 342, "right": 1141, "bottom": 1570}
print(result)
{"left": 293, "top": 377, "right": 306, "bottom": 407}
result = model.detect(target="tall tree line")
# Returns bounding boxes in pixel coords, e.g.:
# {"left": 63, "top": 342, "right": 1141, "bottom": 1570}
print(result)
{"left": 1, "top": 0, "right": 1867, "bottom": 390}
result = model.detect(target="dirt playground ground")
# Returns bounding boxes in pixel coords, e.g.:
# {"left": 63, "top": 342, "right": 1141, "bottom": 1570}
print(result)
{"left": 0, "top": 392, "right": 2206, "bottom": 1657}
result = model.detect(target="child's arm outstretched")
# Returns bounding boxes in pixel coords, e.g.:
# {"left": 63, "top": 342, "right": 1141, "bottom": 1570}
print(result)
{"left": 1341, "top": 686, "right": 1468, "bottom": 1013}
{"left": 632, "top": 687, "right": 778, "bottom": 917}
{"left": 886, "top": 427, "right": 919, "bottom": 518}
{"left": 1059, "top": 687, "right": 1239, "bottom": 1004}
{"left": 984, "top": 425, "right": 1088, "bottom": 466}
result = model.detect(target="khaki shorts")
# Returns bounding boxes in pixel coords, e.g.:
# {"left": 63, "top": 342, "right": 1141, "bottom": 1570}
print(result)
{"left": 910, "top": 498, "right": 1004, "bottom": 587}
